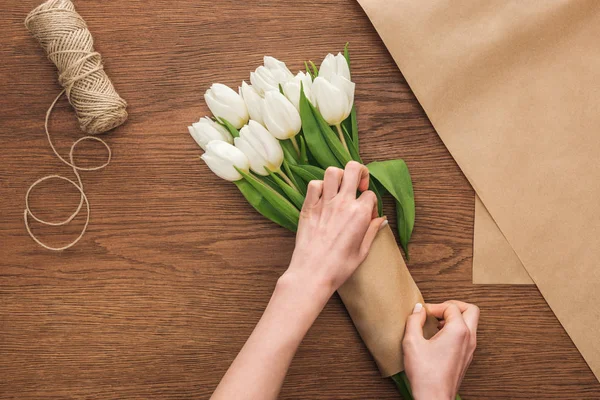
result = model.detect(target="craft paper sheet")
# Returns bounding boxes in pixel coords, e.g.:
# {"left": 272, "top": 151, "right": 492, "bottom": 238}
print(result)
{"left": 357, "top": 0, "right": 600, "bottom": 381}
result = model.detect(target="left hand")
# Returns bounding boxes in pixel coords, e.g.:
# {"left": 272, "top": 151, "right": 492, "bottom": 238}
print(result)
{"left": 282, "top": 161, "right": 387, "bottom": 298}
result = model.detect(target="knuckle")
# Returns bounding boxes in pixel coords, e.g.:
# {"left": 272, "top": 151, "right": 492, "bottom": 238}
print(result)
{"left": 346, "top": 160, "right": 360, "bottom": 170}
{"left": 307, "top": 180, "right": 322, "bottom": 191}
{"left": 362, "top": 189, "right": 375, "bottom": 199}
{"left": 325, "top": 166, "right": 343, "bottom": 177}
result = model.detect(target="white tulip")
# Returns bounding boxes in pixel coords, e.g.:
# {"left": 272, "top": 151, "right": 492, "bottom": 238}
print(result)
{"left": 188, "top": 117, "right": 233, "bottom": 150}
{"left": 239, "top": 81, "right": 264, "bottom": 126}
{"left": 264, "top": 56, "right": 294, "bottom": 82}
{"left": 312, "top": 75, "right": 355, "bottom": 126}
{"left": 261, "top": 91, "right": 302, "bottom": 140}
{"left": 234, "top": 121, "right": 283, "bottom": 176}
{"left": 250, "top": 56, "right": 294, "bottom": 95}
{"left": 282, "top": 71, "right": 314, "bottom": 111}
{"left": 201, "top": 140, "right": 250, "bottom": 181}
{"left": 204, "top": 83, "right": 249, "bottom": 129}
{"left": 318, "top": 53, "right": 351, "bottom": 81}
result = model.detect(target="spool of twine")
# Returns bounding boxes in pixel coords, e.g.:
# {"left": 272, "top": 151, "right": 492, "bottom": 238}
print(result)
{"left": 24, "top": 0, "right": 127, "bottom": 251}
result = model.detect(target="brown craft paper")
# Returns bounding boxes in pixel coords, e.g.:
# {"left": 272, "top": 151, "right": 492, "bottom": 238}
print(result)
{"left": 338, "top": 225, "right": 438, "bottom": 377}
{"left": 357, "top": 0, "right": 600, "bottom": 381}
{"left": 473, "top": 195, "right": 532, "bottom": 284}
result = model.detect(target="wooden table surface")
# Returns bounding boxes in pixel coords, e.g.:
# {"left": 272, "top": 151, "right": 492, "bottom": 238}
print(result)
{"left": 1, "top": 0, "right": 599, "bottom": 398}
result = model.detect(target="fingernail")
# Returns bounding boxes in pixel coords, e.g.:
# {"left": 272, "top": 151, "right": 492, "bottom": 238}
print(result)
{"left": 413, "top": 303, "right": 423, "bottom": 314}
{"left": 379, "top": 218, "right": 389, "bottom": 231}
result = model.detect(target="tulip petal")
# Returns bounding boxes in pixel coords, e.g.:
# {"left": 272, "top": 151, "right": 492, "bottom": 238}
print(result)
{"left": 312, "top": 77, "right": 347, "bottom": 126}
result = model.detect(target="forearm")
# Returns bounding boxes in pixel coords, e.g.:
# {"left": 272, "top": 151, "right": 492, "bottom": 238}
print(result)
{"left": 211, "top": 272, "right": 330, "bottom": 400}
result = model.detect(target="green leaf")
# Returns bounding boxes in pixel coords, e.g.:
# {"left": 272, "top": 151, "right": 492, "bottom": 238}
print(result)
{"left": 298, "top": 134, "right": 308, "bottom": 164}
{"left": 341, "top": 124, "right": 362, "bottom": 163}
{"left": 234, "top": 180, "right": 297, "bottom": 232}
{"left": 217, "top": 117, "right": 240, "bottom": 138}
{"left": 259, "top": 174, "right": 287, "bottom": 197}
{"left": 367, "top": 160, "right": 415, "bottom": 256}
{"left": 304, "top": 61, "right": 312, "bottom": 78}
{"left": 368, "top": 179, "right": 384, "bottom": 217}
{"left": 309, "top": 60, "right": 319, "bottom": 77}
{"left": 343, "top": 42, "right": 351, "bottom": 76}
{"left": 237, "top": 168, "right": 300, "bottom": 230}
{"left": 283, "top": 160, "right": 307, "bottom": 195}
{"left": 391, "top": 372, "right": 413, "bottom": 400}
{"left": 289, "top": 164, "right": 325, "bottom": 183}
{"left": 278, "top": 83, "right": 285, "bottom": 96}
{"left": 308, "top": 101, "right": 352, "bottom": 167}
{"left": 280, "top": 139, "right": 299, "bottom": 165}
{"left": 350, "top": 105, "right": 358, "bottom": 146}
{"left": 299, "top": 83, "right": 341, "bottom": 169}
{"left": 269, "top": 171, "right": 305, "bottom": 209}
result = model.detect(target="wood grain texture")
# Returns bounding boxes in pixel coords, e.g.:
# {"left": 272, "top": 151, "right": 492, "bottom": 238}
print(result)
{"left": 1, "top": 0, "right": 598, "bottom": 398}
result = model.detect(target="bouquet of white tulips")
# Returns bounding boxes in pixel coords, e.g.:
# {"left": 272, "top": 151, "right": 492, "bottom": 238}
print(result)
{"left": 188, "top": 45, "right": 452, "bottom": 399}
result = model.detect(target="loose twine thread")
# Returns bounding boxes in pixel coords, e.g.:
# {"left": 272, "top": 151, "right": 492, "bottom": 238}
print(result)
{"left": 24, "top": 0, "right": 127, "bottom": 251}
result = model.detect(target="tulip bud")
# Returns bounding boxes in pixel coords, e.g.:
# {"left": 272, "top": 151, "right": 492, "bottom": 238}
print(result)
{"left": 318, "top": 53, "right": 351, "bottom": 81}
{"left": 204, "top": 83, "right": 249, "bottom": 129}
{"left": 234, "top": 121, "right": 283, "bottom": 176}
{"left": 239, "top": 82, "right": 264, "bottom": 126}
{"left": 312, "top": 75, "right": 355, "bottom": 126}
{"left": 261, "top": 91, "right": 302, "bottom": 140}
{"left": 250, "top": 56, "right": 294, "bottom": 95}
{"left": 283, "top": 71, "right": 314, "bottom": 111}
{"left": 188, "top": 117, "right": 233, "bottom": 150}
{"left": 201, "top": 140, "right": 250, "bottom": 181}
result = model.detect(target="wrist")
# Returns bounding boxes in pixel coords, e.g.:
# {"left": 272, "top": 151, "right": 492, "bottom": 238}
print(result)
{"left": 277, "top": 269, "right": 333, "bottom": 312}
{"left": 412, "top": 386, "right": 455, "bottom": 400}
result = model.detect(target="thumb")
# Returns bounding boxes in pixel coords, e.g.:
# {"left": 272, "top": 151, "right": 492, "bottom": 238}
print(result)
{"left": 359, "top": 217, "right": 388, "bottom": 258}
{"left": 404, "top": 302, "right": 426, "bottom": 340}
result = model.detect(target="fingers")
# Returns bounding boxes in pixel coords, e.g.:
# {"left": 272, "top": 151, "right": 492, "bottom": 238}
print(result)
{"left": 446, "top": 300, "right": 480, "bottom": 334}
{"left": 302, "top": 180, "right": 323, "bottom": 210}
{"left": 322, "top": 167, "right": 344, "bottom": 201}
{"left": 404, "top": 302, "right": 427, "bottom": 342}
{"left": 357, "top": 190, "right": 379, "bottom": 219}
{"left": 427, "top": 301, "right": 480, "bottom": 348}
{"left": 426, "top": 302, "right": 464, "bottom": 324}
{"left": 340, "top": 161, "right": 370, "bottom": 197}
{"left": 359, "top": 216, "right": 387, "bottom": 257}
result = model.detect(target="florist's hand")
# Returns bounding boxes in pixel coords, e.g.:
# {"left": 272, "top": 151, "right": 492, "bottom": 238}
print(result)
{"left": 403, "top": 301, "right": 480, "bottom": 400}
{"left": 284, "top": 161, "right": 387, "bottom": 297}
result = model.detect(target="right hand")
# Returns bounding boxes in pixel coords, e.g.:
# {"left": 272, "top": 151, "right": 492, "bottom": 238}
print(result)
{"left": 402, "top": 301, "right": 480, "bottom": 400}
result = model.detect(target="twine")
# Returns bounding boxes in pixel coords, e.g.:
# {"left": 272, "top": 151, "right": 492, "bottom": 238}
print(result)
{"left": 23, "top": 0, "right": 126, "bottom": 251}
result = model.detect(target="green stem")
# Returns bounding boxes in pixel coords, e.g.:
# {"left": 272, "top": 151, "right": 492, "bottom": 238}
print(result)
{"left": 335, "top": 123, "right": 349, "bottom": 153}
{"left": 290, "top": 136, "right": 301, "bottom": 157}
{"left": 277, "top": 169, "right": 298, "bottom": 191}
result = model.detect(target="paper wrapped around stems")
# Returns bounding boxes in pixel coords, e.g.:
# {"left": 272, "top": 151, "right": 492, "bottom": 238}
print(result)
{"left": 338, "top": 224, "right": 438, "bottom": 377}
